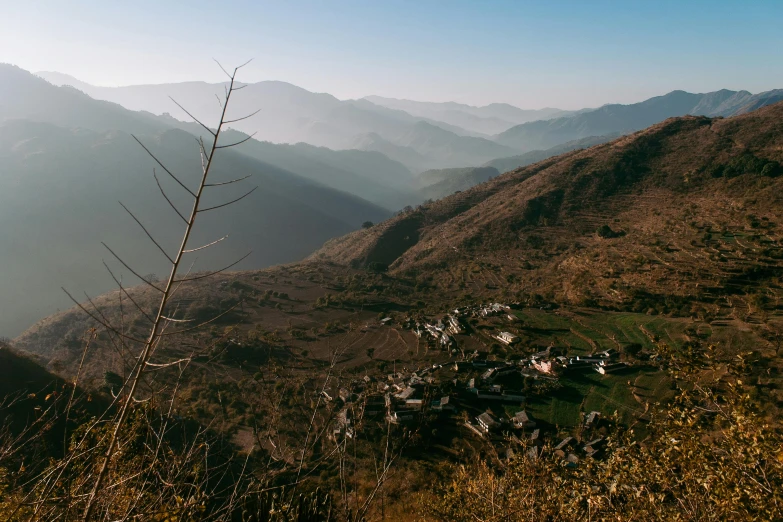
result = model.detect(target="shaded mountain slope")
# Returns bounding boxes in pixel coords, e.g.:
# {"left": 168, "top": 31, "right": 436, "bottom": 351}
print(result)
{"left": 215, "top": 130, "right": 418, "bottom": 210}
{"left": 314, "top": 102, "right": 783, "bottom": 313}
{"left": 0, "top": 68, "right": 390, "bottom": 337}
{"left": 2, "top": 64, "right": 167, "bottom": 135}
{"left": 349, "top": 132, "right": 432, "bottom": 172}
{"left": 0, "top": 342, "right": 61, "bottom": 401}
{"left": 0, "top": 341, "right": 111, "bottom": 462}
{"left": 391, "top": 121, "right": 517, "bottom": 170}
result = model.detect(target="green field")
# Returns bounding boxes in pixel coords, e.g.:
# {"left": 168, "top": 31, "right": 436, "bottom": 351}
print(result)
{"left": 502, "top": 309, "right": 692, "bottom": 428}
{"left": 512, "top": 309, "right": 690, "bottom": 355}
{"left": 523, "top": 366, "right": 673, "bottom": 428}
{"left": 478, "top": 308, "right": 766, "bottom": 430}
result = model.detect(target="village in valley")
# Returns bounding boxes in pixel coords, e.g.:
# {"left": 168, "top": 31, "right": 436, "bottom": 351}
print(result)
{"left": 324, "top": 300, "right": 658, "bottom": 467}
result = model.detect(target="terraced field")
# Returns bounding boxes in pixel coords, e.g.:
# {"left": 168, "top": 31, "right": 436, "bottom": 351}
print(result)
{"left": 494, "top": 307, "right": 772, "bottom": 428}
{"left": 508, "top": 308, "right": 692, "bottom": 354}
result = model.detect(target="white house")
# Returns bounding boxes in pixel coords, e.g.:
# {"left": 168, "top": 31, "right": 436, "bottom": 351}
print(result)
{"left": 512, "top": 410, "right": 537, "bottom": 429}
{"left": 476, "top": 412, "right": 501, "bottom": 433}
{"left": 496, "top": 332, "right": 520, "bottom": 345}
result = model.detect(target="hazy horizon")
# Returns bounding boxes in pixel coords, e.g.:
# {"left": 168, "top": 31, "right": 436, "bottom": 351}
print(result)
{"left": 32, "top": 68, "right": 775, "bottom": 113}
{"left": 3, "top": 0, "right": 783, "bottom": 110}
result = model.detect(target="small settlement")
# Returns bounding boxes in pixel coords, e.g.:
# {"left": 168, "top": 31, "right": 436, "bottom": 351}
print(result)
{"left": 325, "top": 302, "right": 635, "bottom": 468}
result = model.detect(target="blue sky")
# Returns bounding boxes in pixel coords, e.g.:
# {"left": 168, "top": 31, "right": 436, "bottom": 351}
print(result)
{"left": 2, "top": 0, "right": 782, "bottom": 109}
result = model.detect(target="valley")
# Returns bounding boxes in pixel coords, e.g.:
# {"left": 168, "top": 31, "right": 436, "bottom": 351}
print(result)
{"left": 2, "top": 44, "right": 783, "bottom": 519}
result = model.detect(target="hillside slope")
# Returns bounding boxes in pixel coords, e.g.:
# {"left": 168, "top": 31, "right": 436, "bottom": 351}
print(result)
{"left": 315, "top": 102, "right": 783, "bottom": 315}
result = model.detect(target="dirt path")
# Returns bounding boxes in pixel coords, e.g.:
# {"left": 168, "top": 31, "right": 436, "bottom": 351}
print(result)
{"left": 638, "top": 325, "right": 658, "bottom": 344}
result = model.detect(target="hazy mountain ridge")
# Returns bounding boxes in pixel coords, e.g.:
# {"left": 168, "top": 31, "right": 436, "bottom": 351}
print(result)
{"left": 495, "top": 88, "right": 783, "bottom": 152}
{"left": 0, "top": 65, "right": 389, "bottom": 337}
{"left": 212, "top": 130, "right": 419, "bottom": 209}
{"left": 3, "top": 65, "right": 168, "bottom": 136}
{"left": 363, "top": 95, "right": 573, "bottom": 135}
{"left": 390, "top": 121, "right": 517, "bottom": 170}
{"left": 485, "top": 133, "right": 622, "bottom": 173}
{"left": 36, "top": 71, "right": 522, "bottom": 170}
{"left": 351, "top": 126, "right": 516, "bottom": 174}
{"left": 417, "top": 166, "right": 500, "bottom": 201}
{"left": 38, "top": 69, "right": 782, "bottom": 179}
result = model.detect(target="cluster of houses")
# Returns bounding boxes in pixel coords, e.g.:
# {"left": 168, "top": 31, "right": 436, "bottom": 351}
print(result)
{"left": 326, "top": 302, "right": 634, "bottom": 468}
{"left": 413, "top": 318, "right": 457, "bottom": 349}
{"left": 472, "top": 407, "right": 609, "bottom": 465}
{"left": 452, "top": 346, "right": 626, "bottom": 382}
{"left": 326, "top": 355, "right": 616, "bottom": 469}
{"left": 411, "top": 303, "right": 517, "bottom": 350}
{"left": 475, "top": 302, "right": 511, "bottom": 318}
{"left": 526, "top": 348, "right": 627, "bottom": 376}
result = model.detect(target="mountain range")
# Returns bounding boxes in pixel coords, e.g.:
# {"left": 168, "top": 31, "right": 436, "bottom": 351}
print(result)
{"left": 12, "top": 97, "right": 783, "bottom": 440}
{"left": 38, "top": 70, "right": 783, "bottom": 178}
{"left": 314, "top": 102, "right": 783, "bottom": 314}
{"left": 5, "top": 63, "right": 783, "bottom": 338}
{"left": 495, "top": 88, "right": 783, "bottom": 152}
{"left": 37, "top": 71, "right": 523, "bottom": 172}
{"left": 0, "top": 64, "right": 390, "bottom": 337}
{"left": 7, "top": 82, "right": 783, "bottom": 521}
{"left": 362, "top": 95, "right": 574, "bottom": 135}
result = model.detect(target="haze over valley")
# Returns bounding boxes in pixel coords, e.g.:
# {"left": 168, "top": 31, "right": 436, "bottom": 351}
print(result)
{"left": 2, "top": 63, "right": 781, "bottom": 336}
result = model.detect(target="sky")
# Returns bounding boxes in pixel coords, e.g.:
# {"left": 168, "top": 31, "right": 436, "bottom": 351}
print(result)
{"left": 2, "top": 0, "right": 782, "bottom": 109}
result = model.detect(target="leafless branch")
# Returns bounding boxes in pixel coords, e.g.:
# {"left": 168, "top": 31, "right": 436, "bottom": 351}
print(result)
{"left": 198, "top": 187, "right": 257, "bottom": 213}
{"left": 119, "top": 201, "right": 174, "bottom": 264}
{"left": 173, "top": 251, "right": 252, "bottom": 282}
{"left": 132, "top": 135, "right": 196, "bottom": 198}
{"left": 144, "top": 358, "right": 192, "bottom": 369}
{"left": 160, "top": 315, "right": 193, "bottom": 323}
{"left": 153, "top": 170, "right": 188, "bottom": 224}
{"left": 223, "top": 109, "right": 261, "bottom": 125}
{"left": 102, "top": 242, "right": 165, "bottom": 293}
{"left": 205, "top": 174, "right": 252, "bottom": 187}
{"left": 83, "top": 61, "right": 256, "bottom": 520}
{"left": 213, "top": 59, "right": 233, "bottom": 80}
{"left": 182, "top": 234, "right": 229, "bottom": 253}
{"left": 168, "top": 96, "right": 216, "bottom": 137}
{"left": 215, "top": 132, "right": 256, "bottom": 149}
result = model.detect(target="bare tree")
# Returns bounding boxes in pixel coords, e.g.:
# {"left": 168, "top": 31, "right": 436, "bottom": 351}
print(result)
{"left": 0, "top": 60, "right": 412, "bottom": 522}
{"left": 52, "top": 60, "right": 260, "bottom": 521}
